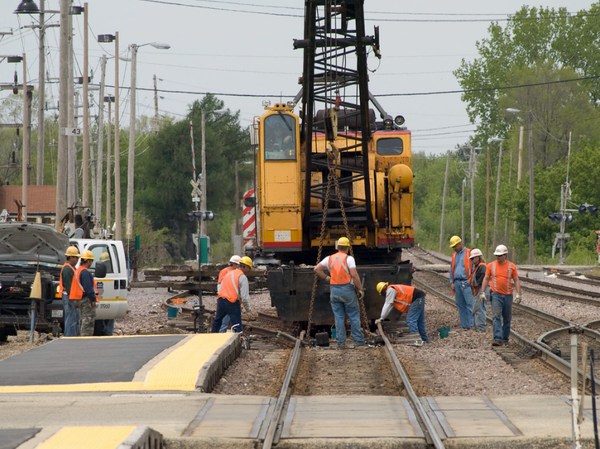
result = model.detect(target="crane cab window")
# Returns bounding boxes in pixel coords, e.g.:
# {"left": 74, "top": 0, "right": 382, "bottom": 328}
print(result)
{"left": 264, "top": 114, "right": 297, "bottom": 161}
{"left": 377, "top": 137, "right": 403, "bottom": 155}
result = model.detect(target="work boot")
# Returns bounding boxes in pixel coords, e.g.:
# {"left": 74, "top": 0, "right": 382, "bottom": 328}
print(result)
{"left": 492, "top": 340, "right": 502, "bottom": 346}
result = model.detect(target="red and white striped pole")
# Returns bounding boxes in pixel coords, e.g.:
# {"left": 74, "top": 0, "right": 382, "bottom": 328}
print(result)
{"left": 243, "top": 189, "right": 256, "bottom": 248}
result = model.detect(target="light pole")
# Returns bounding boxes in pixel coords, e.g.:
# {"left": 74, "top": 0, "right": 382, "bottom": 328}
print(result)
{"left": 489, "top": 138, "right": 504, "bottom": 249}
{"left": 126, "top": 42, "right": 170, "bottom": 241}
{"left": 98, "top": 33, "right": 121, "bottom": 239}
{"left": 507, "top": 108, "right": 534, "bottom": 265}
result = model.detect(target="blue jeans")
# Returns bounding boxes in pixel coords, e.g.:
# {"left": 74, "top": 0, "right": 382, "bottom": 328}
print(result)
{"left": 94, "top": 319, "right": 115, "bottom": 336}
{"left": 62, "top": 292, "right": 80, "bottom": 337}
{"left": 219, "top": 315, "right": 231, "bottom": 333}
{"left": 406, "top": 296, "right": 429, "bottom": 343}
{"left": 473, "top": 287, "right": 490, "bottom": 332}
{"left": 453, "top": 280, "right": 474, "bottom": 329}
{"left": 330, "top": 284, "right": 364, "bottom": 347}
{"left": 212, "top": 298, "right": 242, "bottom": 333}
{"left": 491, "top": 292, "right": 513, "bottom": 342}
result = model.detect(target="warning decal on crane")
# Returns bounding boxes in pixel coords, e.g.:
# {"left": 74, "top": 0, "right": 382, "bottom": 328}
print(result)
{"left": 243, "top": 189, "right": 256, "bottom": 248}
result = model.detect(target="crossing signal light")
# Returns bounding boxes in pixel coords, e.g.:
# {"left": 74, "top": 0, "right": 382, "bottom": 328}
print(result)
{"left": 589, "top": 205, "right": 598, "bottom": 216}
{"left": 549, "top": 213, "right": 562, "bottom": 223}
{"left": 579, "top": 205, "right": 588, "bottom": 214}
{"left": 187, "top": 211, "right": 217, "bottom": 221}
{"left": 578, "top": 204, "right": 597, "bottom": 215}
{"left": 565, "top": 213, "right": 574, "bottom": 223}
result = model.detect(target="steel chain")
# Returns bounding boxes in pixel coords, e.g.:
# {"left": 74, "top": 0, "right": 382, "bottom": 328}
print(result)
{"left": 332, "top": 168, "right": 370, "bottom": 334}
{"left": 306, "top": 156, "right": 334, "bottom": 338}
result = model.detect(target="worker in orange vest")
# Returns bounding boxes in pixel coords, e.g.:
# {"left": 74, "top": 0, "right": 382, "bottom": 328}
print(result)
{"left": 448, "top": 235, "right": 474, "bottom": 330}
{"left": 468, "top": 248, "right": 489, "bottom": 333}
{"left": 480, "top": 245, "right": 521, "bottom": 346}
{"left": 314, "top": 237, "right": 366, "bottom": 349}
{"left": 211, "top": 256, "right": 253, "bottom": 333}
{"left": 70, "top": 250, "right": 98, "bottom": 337}
{"left": 59, "top": 246, "right": 80, "bottom": 336}
{"left": 374, "top": 282, "right": 429, "bottom": 343}
{"left": 217, "top": 255, "right": 241, "bottom": 332}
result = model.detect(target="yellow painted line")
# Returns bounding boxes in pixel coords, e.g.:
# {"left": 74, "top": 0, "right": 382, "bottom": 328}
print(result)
{"left": 37, "top": 426, "right": 137, "bottom": 449}
{"left": 0, "top": 334, "right": 233, "bottom": 393}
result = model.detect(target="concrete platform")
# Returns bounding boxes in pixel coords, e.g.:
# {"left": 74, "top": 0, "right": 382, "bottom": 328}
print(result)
{"left": 2, "top": 335, "right": 600, "bottom": 448}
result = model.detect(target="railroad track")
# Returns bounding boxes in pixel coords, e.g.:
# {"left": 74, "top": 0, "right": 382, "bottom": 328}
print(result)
{"left": 413, "top": 268, "right": 600, "bottom": 392}
{"left": 260, "top": 330, "right": 445, "bottom": 449}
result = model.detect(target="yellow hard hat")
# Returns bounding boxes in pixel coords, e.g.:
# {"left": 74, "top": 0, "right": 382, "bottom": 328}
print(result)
{"left": 99, "top": 252, "right": 110, "bottom": 262}
{"left": 449, "top": 235, "right": 462, "bottom": 248}
{"left": 337, "top": 236, "right": 351, "bottom": 247}
{"left": 239, "top": 256, "right": 253, "bottom": 269}
{"left": 376, "top": 282, "right": 389, "bottom": 295}
{"left": 80, "top": 249, "right": 94, "bottom": 261}
{"left": 65, "top": 246, "right": 80, "bottom": 257}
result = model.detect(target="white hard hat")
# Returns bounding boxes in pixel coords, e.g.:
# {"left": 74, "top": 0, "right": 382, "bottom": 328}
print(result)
{"left": 493, "top": 245, "right": 508, "bottom": 256}
{"left": 229, "top": 255, "right": 241, "bottom": 264}
{"left": 469, "top": 248, "right": 483, "bottom": 259}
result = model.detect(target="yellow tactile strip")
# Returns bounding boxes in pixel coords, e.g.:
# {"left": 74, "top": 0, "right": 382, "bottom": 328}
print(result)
{"left": 37, "top": 426, "right": 137, "bottom": 449}
{"left": 0, "top": 333, "right": 234, "bottom": 394}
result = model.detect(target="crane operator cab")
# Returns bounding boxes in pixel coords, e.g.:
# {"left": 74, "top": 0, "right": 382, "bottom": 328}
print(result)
{"left": 265, "top": 114, "right": 297, "bottom": 160}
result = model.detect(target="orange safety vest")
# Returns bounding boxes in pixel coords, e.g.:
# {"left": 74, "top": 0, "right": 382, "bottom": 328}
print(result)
{"left": 488, "top": 260, "right": 517, "bottom": 295}
{"left": 389, "top": 284, "right": 416, "bottom": 313}
{"left": 451, "top": 248, "right": 472, "bottom": 283}
{"left": 219, "top": 268, "right": 243, "bottom": 303}
{"left": 70, "top": 265, "right": 98, "bottom": 301}
{"left": 218, "top": 266, "right": 235, "bottom": 285}
{"left": 328, "top": 252, "right": 352, "bottom": 285}
{"left": 468, "top": 261, "right": 487, "bottom": 295}
{"left": 58, "top": 263, "right": 76, "bottom": 296}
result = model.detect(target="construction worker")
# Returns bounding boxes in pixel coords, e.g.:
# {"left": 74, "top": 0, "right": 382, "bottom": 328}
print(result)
{"left": 314, "top": 237, "right": 366, "bottom": 349}
{"left": 375, "top": 282, "right": 429, "bottom": 343}
{"left": 217, "top": 255, "right": 241, "bottom": 332}
{"left": 448, "top": 235, "right": 474, "bottom": 330}
{"left": 468, "top": 248, "right": 489, "bottom": 333}
{"left": 59, "top": 246, "right": 80, "bottom": 336}
{"left": 480, "top": 245, "right": 521, "bottom": 346}
{"left": 70, "top": 250, "right": 97, "bottom": 336}
{"left": 211, "top": 256, "right": 253, "bottom": 333}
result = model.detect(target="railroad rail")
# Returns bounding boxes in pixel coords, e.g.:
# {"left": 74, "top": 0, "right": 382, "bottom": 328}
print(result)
{"left": 260, "top": 330, "right": 445, "bottom": 449}
{"left": 412, "top": 271, "right": 600, "bottom": 392}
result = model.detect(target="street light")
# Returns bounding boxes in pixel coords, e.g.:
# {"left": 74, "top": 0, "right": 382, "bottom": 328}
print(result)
{"left": 126, "top": 42, "right": 170, "bottom": 242}
{"left": 507, "top": 108, "right": 534, "bottom": 265}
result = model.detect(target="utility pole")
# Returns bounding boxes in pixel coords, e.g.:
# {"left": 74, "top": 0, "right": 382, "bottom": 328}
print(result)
{"left": 126, "top": 44, "right": 138, "bottom": 241}
{"left": 470, "top": 148, "right": 477, "bottom": 247}
{"left": 67, "top": 7, "right": 77, "bottom": 208}
{"left": 493, "top": 141, "right": 503, "bottom": 248}
{"left": 485, "top": 147, "right": 490, "bottom": 257}
{"left": 200, "top": 110, "right": 207, "bottom": 237}
{"left": 105, "top": 95, "right": 113, "bottom": 233}
{"left": 439, "top": 151, "right": 450, "bottom": 252}
{"left": 114, "top": 32, "right": 121, "bottom": 240}
{"left": 22, "top": 53, "right": 31, "bottom": 222}
{"left": 153, "top": 74, "right": 159, "bottom": 133}
{"left": 461, "top": 178, "right": 465, "bottom": 240}
{"left": 95, "top": 55, "right": 106, "bottom": 225}
{"left": 505, "top": 141, "right": 513, "bottom": 238}
{"left": 514, "top": 126, "right": 523, "bottom": 234}
{"left": 81, "top": 3, "right": 89, "bottom": 208}
{"left": 235, "top": 160, "right": 240, "bottom": 235}
{"left": 55, "top": 0, "right": 69, "bottom": 228}
{"left": 36, "top": 0, "right": 45, "bottom": 186}
{"left": 528, "top": 111, "right": 534, "bottom": 265}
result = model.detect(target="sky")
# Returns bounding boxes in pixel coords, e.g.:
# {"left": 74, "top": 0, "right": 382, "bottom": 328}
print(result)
{"left": 0, "top": 0, "right": 597, "bottom": 157}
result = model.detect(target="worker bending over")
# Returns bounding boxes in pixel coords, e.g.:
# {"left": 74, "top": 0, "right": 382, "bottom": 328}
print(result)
{"left": 212, "top": 256, "right": 253, "bottom": 333}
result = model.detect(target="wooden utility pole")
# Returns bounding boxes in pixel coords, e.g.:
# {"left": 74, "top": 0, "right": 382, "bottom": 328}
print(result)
{"left": 461, "top": 178, "right": 465, "bottom": 240}
{"left": 528, "top": 111, "right": 534, "bottom": 265}
{"left": 439, "top": 151, "right": 450, "bottom": 252}
{"left": 22, "top": 53, "right": 31, "bottom": 222}
{"left": 114, "top": 32, "right": 121, "bottom": 240}
{"left": 153, "top": 74, "right": 159, "bottom": 133}
{"left": 514, "top": 126, "right": 524, "bottom": 234}
{"left": 95, "top": 55, "right": 106, "bottom": 224}
{"left": 55, "top": 0, "right": 69, "bottom": 228}
{"left": 67, "top": 9, "right": 77, "bottom": 208}
{"left": 106, "top": 97, "right": 112, "bottom": 232}
{"left": 235, "top": 160, "right": 240, "bottom": 235}
{"left": 493, "top": 141, "right": 503, "bottom": 248}
{"left": 485, "top": 147, "right": 490, "bottom": 257}
{"left": 82, "top": 3, "right": 89, "bottom": 208}
{"left": 505, "top": 141, "right": 513, "bottom": 238}
{"left": 36, "top": 0, "right": 45, "bottom": 186}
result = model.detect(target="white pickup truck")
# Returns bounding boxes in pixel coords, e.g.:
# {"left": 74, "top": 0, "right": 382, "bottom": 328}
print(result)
{"left": 0, "top": 223, "right": 128, "bottom": 340}
{"left": 71, "top": 238, "right": 129, "bottom": 335}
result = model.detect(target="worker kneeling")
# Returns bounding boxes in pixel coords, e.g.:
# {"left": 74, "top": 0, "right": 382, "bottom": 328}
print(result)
{"left": 375, "top": 282, "right": 430, "bottom": 343}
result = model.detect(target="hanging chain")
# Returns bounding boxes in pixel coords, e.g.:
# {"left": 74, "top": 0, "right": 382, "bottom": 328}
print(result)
{"left": 306, "top": 156, "right": 335, "bottom": 338}
{"left": 332, "top": 167, "right": 370, "bottom": 334}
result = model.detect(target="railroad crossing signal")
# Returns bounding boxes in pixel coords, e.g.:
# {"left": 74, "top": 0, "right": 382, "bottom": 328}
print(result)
{"left": 578, "top": 204, "right": 598, "bottom": 215}
{"left": 548, "top": 213, "right": 573, "bottom": 224}
{"left": 190, "top": 179, "right": 201, "bottom": 203}
{"left": 187, "top": 210, "right": 217, "bottom": 221}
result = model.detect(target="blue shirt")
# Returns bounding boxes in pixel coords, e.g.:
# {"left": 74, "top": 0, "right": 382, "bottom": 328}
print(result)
{"left": 449, "top": 247, "right": 468, "bottom": 282}
{"left": 79, "top": 267, "right": 96, "bottom": 301}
